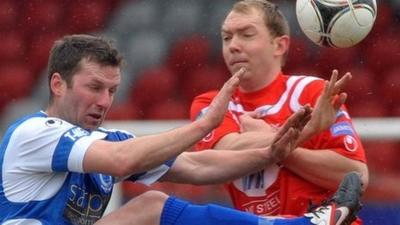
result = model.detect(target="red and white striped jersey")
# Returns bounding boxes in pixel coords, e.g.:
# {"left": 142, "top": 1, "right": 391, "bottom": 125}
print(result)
{"left": 190, "top": 73, "right": 365, "bottom": 223}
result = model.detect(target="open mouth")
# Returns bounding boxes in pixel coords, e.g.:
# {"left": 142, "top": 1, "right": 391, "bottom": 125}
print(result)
{"left": 88, "top": 113, "right": 102, "bottom": 120}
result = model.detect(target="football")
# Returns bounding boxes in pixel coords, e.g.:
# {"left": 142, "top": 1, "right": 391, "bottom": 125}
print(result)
{"left": 296, "top": 0, "right": 377, "bottom": 48}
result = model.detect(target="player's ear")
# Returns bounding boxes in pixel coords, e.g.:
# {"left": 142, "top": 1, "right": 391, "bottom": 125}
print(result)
{"left": 50, "top": 73, "right": 67, "bottom": 97}
{"left": 273, "top": 35, "right": 290, "bottom": 58}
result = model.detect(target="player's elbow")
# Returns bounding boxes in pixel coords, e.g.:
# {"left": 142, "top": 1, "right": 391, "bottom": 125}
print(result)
{"left": 107, "top": 150, "right": 141, "bottom": 177}
{"left": 361, "top": 175, "right": 369, "bottom": 192}
{"left": 107, "top": 156, "right": 133, "bottom": 177}
{"left": 344, "top": 159, "right": 369, "bottom": 192}
{"left": 190, "top": 170, "right": 214, "bottom": 185}
{"left": 182, "top": 166, "right": 217, "bottom": 185}
{"left": 358, "top": 163, "right": 369, "bottom": 192}
{"left": 190, "top": 167, "right": 232, "bottom": 185}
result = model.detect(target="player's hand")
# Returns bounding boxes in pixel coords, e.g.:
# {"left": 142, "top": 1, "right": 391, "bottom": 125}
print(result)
{"left": 239, "top": 111, "right": 276, "bottom": 133}
{"left": 305, "top": 70, "right": 351, "bottom": 138}
{"left": 202, "top": 68, "right": 245, "bottom": 129}
{"left": 268, "top": 106, "right": 312, "bottom": 163}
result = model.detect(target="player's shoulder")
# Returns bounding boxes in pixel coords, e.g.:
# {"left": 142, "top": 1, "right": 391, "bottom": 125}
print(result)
{"left": 97, "top": 127, "right": 135, "bottom": 141}
{"left": 288, "top": 73, "right": 325, "bottom": 93}
{"left": 7, "top": 111, "right": 73, "bottom": 137}
{"left": 190, "top": 90, "right": 220, "bottom": 120}
{"left": 288, "top": 73, "right": 325, "bottom": 84}
{"left": 193, "top": 90, "right": 219, "bottom": 102}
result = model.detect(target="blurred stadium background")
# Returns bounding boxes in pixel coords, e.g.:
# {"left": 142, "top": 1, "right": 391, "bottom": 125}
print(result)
{"left": 0, "top": 0, "right": 399, "bottom": 224}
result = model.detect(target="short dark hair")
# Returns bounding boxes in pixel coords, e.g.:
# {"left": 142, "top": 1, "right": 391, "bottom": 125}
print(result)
{"left": 47, "top": 34, "right": 123, "bottom": 100}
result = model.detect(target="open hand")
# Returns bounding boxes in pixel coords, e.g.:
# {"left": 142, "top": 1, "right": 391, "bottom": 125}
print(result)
{"left": 269, "top": 106, "right": 312, "bottom": 163}
{"left": 305, "top": 70, "right": 352, "bottom": 137}
{"left": 203, "top": 68, "right": 246, "bottom": 129}
{"left": 239, "top": 111, "right": 276, "bottom": 133}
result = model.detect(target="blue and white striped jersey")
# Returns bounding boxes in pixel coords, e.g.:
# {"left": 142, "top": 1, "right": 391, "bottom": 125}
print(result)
{"left": 0, "top": 111, "right": 174, "bottom": 225}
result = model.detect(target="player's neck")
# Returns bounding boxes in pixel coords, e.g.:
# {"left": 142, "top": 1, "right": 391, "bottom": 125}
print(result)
{"left": 45, "top": 103, "right": 63, "bottom": 119}
{"left": 239, "top": 68, "right": 281, "bottom": 93}
{"left": 45, "top": 106, "right": 55, "bottom": 118}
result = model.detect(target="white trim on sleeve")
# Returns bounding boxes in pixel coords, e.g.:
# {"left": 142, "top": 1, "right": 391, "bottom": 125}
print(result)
{"left": 68, "top": 131, "right": 107, "bottom": 172}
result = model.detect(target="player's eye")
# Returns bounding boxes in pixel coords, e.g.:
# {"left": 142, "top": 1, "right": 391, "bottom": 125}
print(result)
{"left": 222, "top": 34, "right": 232, "bottom": 42}
{"left": 109, "top": 88, "right": 117, "bottom": 95}
{"left": 243, "top": 33, "right": 255, "bottom": 38}
{"left": 88, "top": 84, "right": 102, "bottom": 92}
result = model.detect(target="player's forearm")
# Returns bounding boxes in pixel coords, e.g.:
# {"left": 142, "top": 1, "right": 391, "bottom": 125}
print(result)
{"left": 123, "top": 119, "right": 216, "bottom": 173}
{"left": 87, "top": 119, "right": 216, "bottom": 177}
{"left": 296, "top": 125, "right": 317, "bottom": 146}
{"left": 177, "top": 148, "right": 273, "bottom": 185}
{"left": 214, "top": 131, "right": 274, "bottom": 150}
{"left": 282, "top": 148, "right": 369, "bottom": 191}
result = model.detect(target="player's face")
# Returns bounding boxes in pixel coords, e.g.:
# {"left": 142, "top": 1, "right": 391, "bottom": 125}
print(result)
{"left": 221, "top": 8, "right": 278, "bottom": 80}
{"left": 60, "top": 61, "right": 120, "bottom": 130}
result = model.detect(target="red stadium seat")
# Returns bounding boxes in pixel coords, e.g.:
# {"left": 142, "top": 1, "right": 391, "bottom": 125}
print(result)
{"left": 27, "top": 32, "right": 63, "bottom": 75}
{"left": 345, "top": 67, "right": 377, "bottom": 106}
{"left": 0, "top": 31, "right": 26, "bottom": 63}
{"left": 0, "top": 64, "right": 35, "bottom": 109}
{"left": 129, "top": 67, "right": 179, "bottom": 108}
{"left": 315, "top": 47, "right": 360, "bottom": 78}
{"left": 363, "top": 32, "right": 400, "bottom": 74}
{"left": 65, "top": 0, "right": 111, "bottom": 33}
{"left": 286, "top": 37, "right": 312, "bottom": 71}
{"left": 180, "top": 66, "right": 229, "bottom": 103}
{"left": 378, "top": 67, "right": 400, "bottom": 108}
{"left": 377, "top": 67, "right": 400, "bottom": 116}
{"left": 0, "top": 0, "right": 19, "bottom": 31}
{"left": 348, "top": 96, "right": 388, "bottom": 117}
{"left": 364, "top": 141, "right": 399, "bottom": 175}
{"left": 166, "top": 35, "right": 212, "bottom": 77}
{"left": 106, "top": 101, "right": 143, "bottom": 120}
{"left": 20, "top": 0, "right": 64, "bottom": 36}
{"left": 144, "top": 98, "right": 188, "bottom": 120}
{"left": 285, "top": 65, "right": 323, "bottom": 78}
{"left": 388, "top": 105, "right": 400, "bottom": 117}
{"left": 363, "top": 141, "right": 400, "bottom": 202}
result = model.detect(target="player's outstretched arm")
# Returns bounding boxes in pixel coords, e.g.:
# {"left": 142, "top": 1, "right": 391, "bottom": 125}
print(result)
{"left": 201, "top": 67, "right": 245, "bottom": 130}
{"left": 282, "top": 71, "right": 369, "bottom": 191}
{"left": 298, "top": 69, "right": 352, "bottom": 144}
{"left": 83, "top": 69, "right": 245, "bottom": 177}
{"left": 161, "top": 106, "right": 311, "bottom": 185}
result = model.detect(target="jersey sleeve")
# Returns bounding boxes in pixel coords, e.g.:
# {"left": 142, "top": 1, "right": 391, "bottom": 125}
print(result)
{"left": 99, "top": 127, "right": 135, "bottom": 141}
{"left": 299, "top": 80, "right": 366, "bottom": 163}
{"left": 6, "top": 117, "right": 108, "bottom": 174}
{"left": 190, "top": 91, "right": 240, "bottom": 151}
{"left": 99, "top": 128, "right": 177, "bottom": 185}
